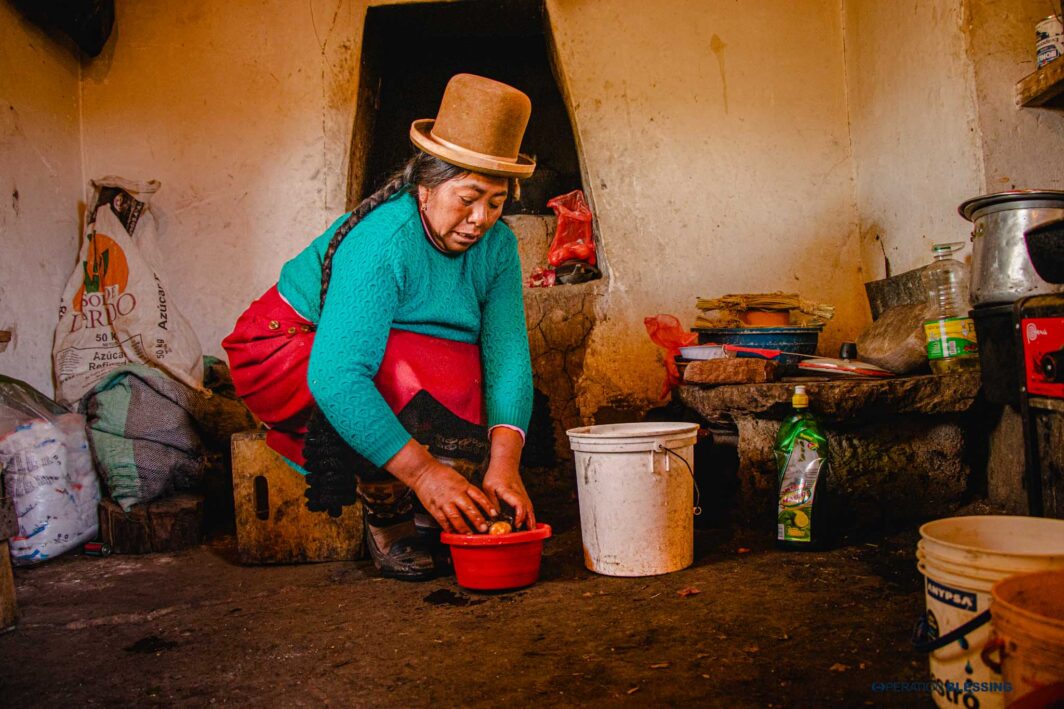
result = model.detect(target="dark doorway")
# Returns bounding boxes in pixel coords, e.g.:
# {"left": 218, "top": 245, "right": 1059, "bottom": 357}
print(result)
{"left": 349, "top": 0, "right": 582, "bottom": 215}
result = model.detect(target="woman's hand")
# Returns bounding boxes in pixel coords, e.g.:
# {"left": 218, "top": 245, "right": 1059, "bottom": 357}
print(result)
{"left": 482, "top": 464, "right": 536, "bottom": 531}
{"left": 481, "top": 427, "right": 536, "bottom": 530}
{"left": 409, "top": 460, "right": 496, "bottom": 534}
{"left": 384, "top": 440, "right": 495, "bottom": 534}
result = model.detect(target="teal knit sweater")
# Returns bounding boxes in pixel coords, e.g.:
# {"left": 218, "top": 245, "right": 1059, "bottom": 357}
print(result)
{"left": 277, "top": 189, "right": 533, "bottom": 468}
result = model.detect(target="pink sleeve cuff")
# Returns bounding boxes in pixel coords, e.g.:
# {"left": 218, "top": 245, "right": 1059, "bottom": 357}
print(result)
{"left": 489, "top": 423, "right": 526, "bottom": 444}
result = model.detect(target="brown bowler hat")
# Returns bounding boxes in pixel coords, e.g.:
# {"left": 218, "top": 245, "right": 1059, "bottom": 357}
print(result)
{"left": 410, "top": 74, "right": 536, "bottom": 179}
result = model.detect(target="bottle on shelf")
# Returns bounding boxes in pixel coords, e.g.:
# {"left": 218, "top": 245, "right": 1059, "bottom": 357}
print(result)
{"left": 774, "top": 385, "right": 829, "bottom": 550}
{"left": 922, "top": 242, "right": 979, "bottom": 374}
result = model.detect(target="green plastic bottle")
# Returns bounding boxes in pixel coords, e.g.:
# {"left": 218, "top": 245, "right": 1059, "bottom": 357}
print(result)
{"left": 774, "top": 385, "right": 828, "bottom": 550}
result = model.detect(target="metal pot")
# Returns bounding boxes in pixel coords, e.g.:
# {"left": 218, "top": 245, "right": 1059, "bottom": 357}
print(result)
{"left": 959, "top": 190, "right": 1064, "bottom": 306}
{"left": 1025, "top": 218, "right": 1064, "bottom": 284}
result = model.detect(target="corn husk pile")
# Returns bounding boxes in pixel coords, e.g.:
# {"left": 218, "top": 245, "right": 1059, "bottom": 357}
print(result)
{"left": 694, "top": 292, "right": 835, "bottom": 328}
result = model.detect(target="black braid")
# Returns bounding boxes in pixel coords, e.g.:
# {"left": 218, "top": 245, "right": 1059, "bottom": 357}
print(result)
{"left": 319, "top": 172, "right": 409, "bottom": 312}
{"left": 318, "top": 152, "right": 518, "bottom": 313}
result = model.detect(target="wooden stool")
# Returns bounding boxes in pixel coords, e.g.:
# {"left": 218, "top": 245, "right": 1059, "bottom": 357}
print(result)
{"left": 231, "top": 432, "right": 363, "bottom": 564}
{"left": 0, "top": 542, "right": 16, "bottom": 631}
{"left": 98, "top": 494, "right": 205, "bottom": 554}
{"left": 1, "top": 494, "right": 18, "bottom": 630}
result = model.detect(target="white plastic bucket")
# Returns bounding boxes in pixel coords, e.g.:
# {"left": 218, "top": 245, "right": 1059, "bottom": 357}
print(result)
{"left": 567, "top": 422, "right": 698, "bottom": 577}
{"left": 917, "top": 515, "right": 1064, "bottom": 709}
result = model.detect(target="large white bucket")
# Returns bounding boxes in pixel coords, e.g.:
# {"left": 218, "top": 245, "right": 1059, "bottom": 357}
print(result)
{"left": 917, "top": 515, "right": 1064, "bottom": 709}
{"left": 567, "top": 422, "right": 698, "bottom": 577}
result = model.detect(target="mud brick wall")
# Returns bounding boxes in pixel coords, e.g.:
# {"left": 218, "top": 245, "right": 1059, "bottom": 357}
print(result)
{"left": 524, "top": 283, "right": 605, "bottom": 462}
{"left": 508, "top": 215, "right": 605, "bottom": 463}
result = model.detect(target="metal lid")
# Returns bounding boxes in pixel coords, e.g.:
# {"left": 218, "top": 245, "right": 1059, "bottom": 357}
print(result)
{"left": 959, "top": 190, "right": 1064, "bottom": 221}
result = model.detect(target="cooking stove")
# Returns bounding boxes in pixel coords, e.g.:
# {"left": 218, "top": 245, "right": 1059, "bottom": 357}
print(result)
{"left": 1016, "top": 220, "right": 1064, "bottom": 518}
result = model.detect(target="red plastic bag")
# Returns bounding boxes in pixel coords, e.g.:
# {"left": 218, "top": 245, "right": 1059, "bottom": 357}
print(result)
{"left": 547, "top": 190, "right": 596, "bottom": 267}
{"left": 644, "top": 314, "right": 698, "bottom": 399}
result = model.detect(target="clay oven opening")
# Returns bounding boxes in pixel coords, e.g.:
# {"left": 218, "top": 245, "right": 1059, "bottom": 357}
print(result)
{"left": 347, "top": 0, "right": 582, "bottom": 215}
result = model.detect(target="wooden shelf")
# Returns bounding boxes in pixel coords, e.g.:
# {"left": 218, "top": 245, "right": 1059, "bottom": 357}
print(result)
{"left": 1016, "top": 58, "right": 1064, "bottom": 107}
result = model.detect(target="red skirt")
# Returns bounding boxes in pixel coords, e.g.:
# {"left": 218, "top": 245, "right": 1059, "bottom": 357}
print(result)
{"left": 222, "top": 285, "right": 484, "bottom": 465}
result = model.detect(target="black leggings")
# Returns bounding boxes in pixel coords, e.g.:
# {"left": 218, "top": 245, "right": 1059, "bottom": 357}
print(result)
{"left": 301, "top": 390, "right": 488, "bottom": 522}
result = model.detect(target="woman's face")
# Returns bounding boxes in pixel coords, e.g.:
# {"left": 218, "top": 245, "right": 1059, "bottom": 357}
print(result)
{"left": 418, "top": 173, "right": 509, "bottom": 253}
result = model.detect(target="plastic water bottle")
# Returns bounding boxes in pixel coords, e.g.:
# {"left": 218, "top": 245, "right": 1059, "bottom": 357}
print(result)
{"left": 922, "top": 242, "right": 979, "bottom": 374}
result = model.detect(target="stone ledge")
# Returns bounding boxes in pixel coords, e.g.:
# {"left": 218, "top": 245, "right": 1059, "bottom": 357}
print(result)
{"left": 523, "top": 279, "right": 608, "bottom": 302}
{"left": 731, "top": 415, "right": 971, "bottom": 528}
{"left": 679, "top": 371, "right": 981, "bottom": 423}
{"left": 679, "top": 371, "right": 987, "bottom": 530}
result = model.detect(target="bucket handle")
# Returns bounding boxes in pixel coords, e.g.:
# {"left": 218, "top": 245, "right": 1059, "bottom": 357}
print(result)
{"left": 980, "top": 636, "right": 1004, "bottom": 674}
{"left": 911, "top": 609, "right": 991, "bottom": 653}
{"left": 655, "top": 443, "right": 702, "bottom": 516}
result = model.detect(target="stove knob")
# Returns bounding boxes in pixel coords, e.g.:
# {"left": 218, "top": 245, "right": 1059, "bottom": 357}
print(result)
{"left": 1042, "top": 350, "right": 1064, "bottom": 383}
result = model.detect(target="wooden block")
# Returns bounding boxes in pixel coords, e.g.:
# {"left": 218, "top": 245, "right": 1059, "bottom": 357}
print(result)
{"left": 0, "top": 491, "right": 17, "bottom": 540}
{"left": 231, "top": 432, "right": 363, "bottom": 564}
{"left": 99, "top": 494, "right": 205, "bottom": 554}
{"left": 0, "top": 541, "right": 18, "bottom": 631}
{"left": 684, "top": 358, "right": 778, "bottom": 385}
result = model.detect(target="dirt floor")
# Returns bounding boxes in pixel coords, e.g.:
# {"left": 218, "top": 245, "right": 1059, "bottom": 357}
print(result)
{"left": 0, "top": 487, "right": 950, "bottom": 707}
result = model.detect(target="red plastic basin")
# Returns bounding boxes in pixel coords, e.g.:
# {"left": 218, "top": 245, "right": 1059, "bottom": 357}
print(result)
{"left": 440, "top": 523, "right": 552, "bottom": 591}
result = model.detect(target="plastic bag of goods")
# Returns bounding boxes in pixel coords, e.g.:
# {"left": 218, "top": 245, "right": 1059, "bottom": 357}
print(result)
{"left": 856, "top": 303, "right": 932, "bottom": 374}
{"left": 52, "top": 176, "right": 204, "bottom": 409}
{"left": 546, "top": 190, "right": 596, "bottom": 267}
{"left": 0, "top": 376, "right": 101, "bottom": 565}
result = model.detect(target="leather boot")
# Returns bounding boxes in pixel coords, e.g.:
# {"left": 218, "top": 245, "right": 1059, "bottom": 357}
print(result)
{"left": 358, "top": 479, "right": 435, "bottom": 581}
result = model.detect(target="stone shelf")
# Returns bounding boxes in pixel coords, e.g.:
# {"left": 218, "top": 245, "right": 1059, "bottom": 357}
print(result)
{"left": 1016, "top": 59, "right": 1064, "bottom": 107}
{"left": 680, "top": 371, "right": 981, "bottom": 425}
{"left": 677, "top": 371, "right": 987, "bottom": 530}
{"left": 523, "top": 279, "right": 607, "bottom": 302}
